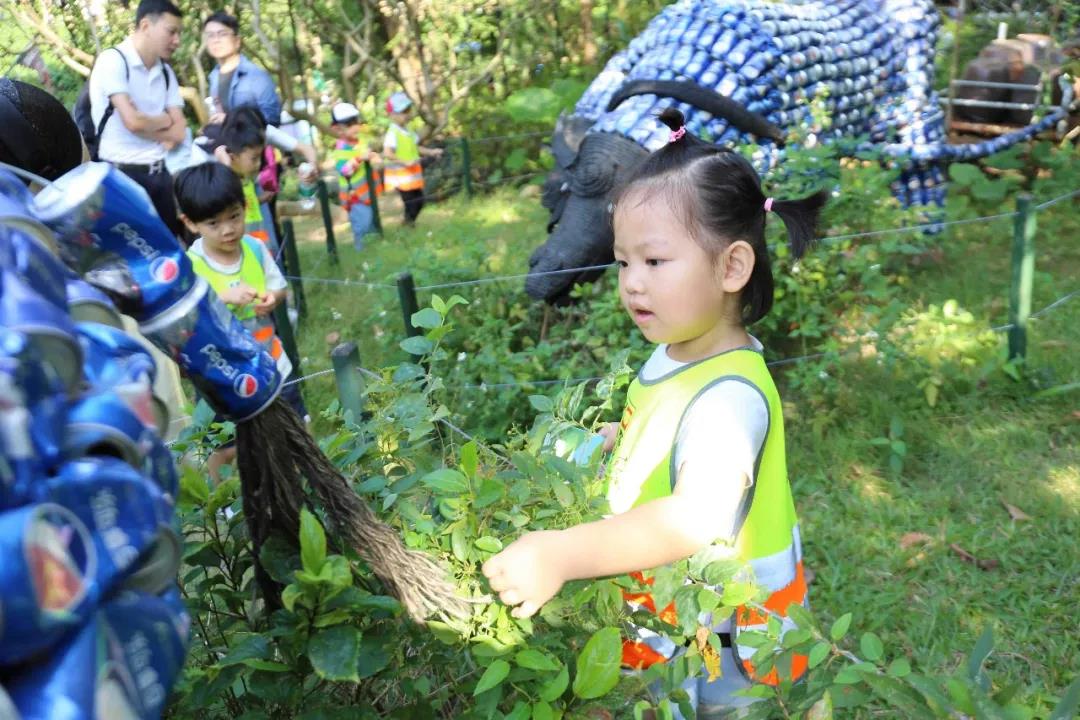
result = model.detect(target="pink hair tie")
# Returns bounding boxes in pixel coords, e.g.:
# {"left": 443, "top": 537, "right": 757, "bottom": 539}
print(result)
{"left": 668, "top": 126, "right": 686, "bottom": 143}
{"left": 763, "top": 197, "right": 774, "bottom": 213}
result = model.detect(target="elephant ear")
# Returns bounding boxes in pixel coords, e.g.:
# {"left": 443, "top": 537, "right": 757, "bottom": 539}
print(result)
{"left": 550, "top": 113, "right": 592, "bottom": 170}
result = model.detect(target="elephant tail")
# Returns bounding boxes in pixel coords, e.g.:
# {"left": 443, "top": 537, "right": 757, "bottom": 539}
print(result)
{"left": 605, "top": 79, "right": 786, "bottom": 146}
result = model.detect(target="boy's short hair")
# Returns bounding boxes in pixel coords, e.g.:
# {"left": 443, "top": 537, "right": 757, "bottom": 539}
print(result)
{"left": 174, "top": 162, "right": 246, "bottom": 223}
{"left": 136, "top": 0, "right": 183, "bottom": 26}
{"left": 203, "top": 10, "right": 239, "bottom": 33}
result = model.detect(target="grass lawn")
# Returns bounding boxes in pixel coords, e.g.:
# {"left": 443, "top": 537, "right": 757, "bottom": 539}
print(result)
{"left": 276, "top": 175, "right": 1078, "bottom": 712}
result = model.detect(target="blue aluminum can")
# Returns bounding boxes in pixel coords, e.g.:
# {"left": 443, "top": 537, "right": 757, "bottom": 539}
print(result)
{"left": 66, "top": 278, "right": 123, "bottom": 329}
{"left": 75, "top": 323, "right": 167, "bottom": 434}
{"left": 39, "top": 458, "right": 171, "bottom": 597}
{"left": 0, "top": 265, "right": 82, "bottom": 393}
{"left": 0, "top": 502, "right": 96, "bottom": 665}
{"left": 32, "top": 162, "right": 195, "bottom": 322}
{"left": 6, "top": 588, "right": 189, "bottom": 719}
{"left": 0, "top": 328, "right": 65, "bottom": 510}
{"left": 141, "top": 279, "right": 281, "bottom": 421}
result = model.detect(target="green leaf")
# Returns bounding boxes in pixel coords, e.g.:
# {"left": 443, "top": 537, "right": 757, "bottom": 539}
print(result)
{"left": 572, "top": 626, "right": 621, "bottom": 700}
{"left": 218, "top": 635, "right": 271, "bottom": 667}
{"left": 450, "top": 524, "right": 469, "bottom": 562}
{"left": 1049, "top": 675, "right": 1080, "bottom": 720}
{"left": 532, "top": 700, "right": 555, "bottom": 720}
{"left": 281, "top": 583, "right": 305, "bottom": 612}
{"left": 240, "top": 659, "right": 290, "bottom": 672}
{"left": 830, "top": 613, "right": 853, "bottom": 641}
{"left": 539, "top": 664, "right": 569, "bottom": 702}
{"left": 806, "top": 690, "right": 833, "bottom": 720}
{"left": 887, "top": 657, "right": 911, "bottom": 678}
{"left": 860, "top": 632, "right": 884, "bottom": 662}
{"left": 307, "top": 626, "right": 361, "bottom": 682}
{"left": 967, "top": 626, "right": 994, "bottom": 682}
{"left": 474, "top": 536, "right": 503, "bottom": 553}
{"left": 720, "top": 580, "right": 756, "bottom": 608}
{"left": 460, "top": 440, "right": 479, "bottom": 478}
{"left": 948, "top": 163, "right": 982, "bottom": 186}
{"left": 299, "top": 508, "right": 326, "bottom": 575}
{"left": 400, "top": 335, "right": 433, "bottom": 356}
{"left": 505, "top": 702, "right": 531, "bottom": 720}
{"left": 515, "top": 649, "right": 560, "bottom": 672}
{"left": 421, "top": 468, "right": 469, "bottom": 495}
{"left": 411, "top": 307, "right": 443, "bottom": 329}
{"left": 179, "top": 465, "right": 210, "bottom": 506}
{"left": 473, "top": 659, "right": 510, "bottom": 696}
{"left": 529, "top": 395, "right": 554, "bottom": 413}
{"left": 808, "top": 642, "right": 831, "bottom": 669}
{"left": 786, "top": 602, "right": 817, "bottom": 632}
{"left": 357, "top": 633, "right": 391, "bottom": 679}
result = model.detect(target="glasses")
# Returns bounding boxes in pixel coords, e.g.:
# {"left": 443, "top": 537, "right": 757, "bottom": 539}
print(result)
{"left": 203, "top": 30, "right": 236, "bottom": 40}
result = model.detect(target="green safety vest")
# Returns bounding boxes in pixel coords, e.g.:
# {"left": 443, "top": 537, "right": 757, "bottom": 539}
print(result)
{"left": 332, "top": 140, "right": 382, "bottom": 207}
{"left": 606, "top": 346, "right": 807, "bottom": 684}
{"left": 242, "top": 180, "right": 271, "bottom": 245}
{"left": 187, "top": 236, "right": 290, "bottom": 377}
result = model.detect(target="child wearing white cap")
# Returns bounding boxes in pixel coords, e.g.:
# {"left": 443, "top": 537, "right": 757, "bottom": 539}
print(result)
{"left": 330, "top": 102, "right": 382, "bottom": 250}
{"left": 382, "top": 91, "right": 442, "bottom": 227}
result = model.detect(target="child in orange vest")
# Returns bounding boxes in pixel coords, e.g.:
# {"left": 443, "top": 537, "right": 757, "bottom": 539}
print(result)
{"left": 382, "top": 91, "right": 442, "bottom": 227}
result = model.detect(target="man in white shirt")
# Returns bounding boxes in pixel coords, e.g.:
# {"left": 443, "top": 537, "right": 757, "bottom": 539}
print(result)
{"left": 88, "top": 0, "right": 186, "bottom": 238}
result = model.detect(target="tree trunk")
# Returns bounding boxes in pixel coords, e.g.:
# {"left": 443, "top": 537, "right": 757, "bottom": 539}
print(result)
{"left": 580, "top": 0, "right": 597, "bottom": 65}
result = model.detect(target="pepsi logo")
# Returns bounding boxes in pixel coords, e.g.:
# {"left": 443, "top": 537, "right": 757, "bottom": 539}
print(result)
{"left": 233, "top": 373, "right": 259, "bottom": 398}
{"left": 149, "top": 257, "right": 180, "bottom": 284}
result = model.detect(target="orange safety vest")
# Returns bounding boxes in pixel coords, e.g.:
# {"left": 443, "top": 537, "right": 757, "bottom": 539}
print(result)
{"left": 384, "top": 124, "right": 424, "bottom": 192}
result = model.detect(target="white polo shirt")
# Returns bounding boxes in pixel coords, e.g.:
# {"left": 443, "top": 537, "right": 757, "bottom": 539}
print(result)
{"left": 89, "top": 38, "right": 183, "bottom": 164}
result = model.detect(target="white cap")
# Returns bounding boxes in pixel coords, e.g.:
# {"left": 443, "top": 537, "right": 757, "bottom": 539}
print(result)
{"left": 386, "top": 91, "right": 412, "bottom": 114}
{"left": 331, "top": 102, "right": 360, "bottom": 124}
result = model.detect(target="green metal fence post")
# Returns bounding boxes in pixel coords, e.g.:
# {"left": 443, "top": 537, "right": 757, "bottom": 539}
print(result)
{"left": 364, "top": 160, "right": 383, "bottom": 234}
{"left": 318, "top": 179, "right": 339, "bottom": 264}
{"left": 272, "top": 302, "right": 301, "bottom": 376}
{"left": 460, "top": 138, "right": 473, "bottom": 199}
{"left": 331, "top": 341, "right": 365, "bottom": 423}
{"left": 1008, "top": 194, "right": 1036, "bottom": 363}
{"left": 281, "top": 219, "right": 307, "bottom": 319}
{"left": 397, "top": 271, "right": 428, "bottom": 367}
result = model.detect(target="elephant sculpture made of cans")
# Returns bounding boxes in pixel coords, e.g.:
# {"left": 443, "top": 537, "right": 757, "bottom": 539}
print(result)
{"left": 525, "top": 0, "right": 1073, "bottom": 303}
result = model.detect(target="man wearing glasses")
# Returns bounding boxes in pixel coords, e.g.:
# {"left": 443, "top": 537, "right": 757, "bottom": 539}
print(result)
{"left": 204, "top": 11, "right": 281, "bottom": 126}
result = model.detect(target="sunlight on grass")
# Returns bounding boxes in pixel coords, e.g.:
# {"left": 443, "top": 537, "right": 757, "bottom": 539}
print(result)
{"left": 1046, "top": 464, "right": 1080, "bottom": 505}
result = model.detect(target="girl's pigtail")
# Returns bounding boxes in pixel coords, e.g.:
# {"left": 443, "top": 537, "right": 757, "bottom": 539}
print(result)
{"left": 770, "top": 189, "right": 829, "bottom": 260}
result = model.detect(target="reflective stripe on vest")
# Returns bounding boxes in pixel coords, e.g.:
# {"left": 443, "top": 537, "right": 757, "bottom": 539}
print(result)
{"left": 605, "top": 348, "right": 807, "bottom": 685}
{"left": 243, "top": 180, "right": 271, "bottom": 245}
{"left": 186, "top": 236, "right": 291, "bottom": 378}
{"left": 332, "top": 141, "right": 384, "bottom": 207}
{"left": 385, "top": 125, "right": 424, "bottom": 191}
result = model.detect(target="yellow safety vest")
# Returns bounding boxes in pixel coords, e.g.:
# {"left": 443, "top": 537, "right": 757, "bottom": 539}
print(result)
{"left": 606, "top": 347, "right": 807, "bottom": 685}
{"left": 332, "top": 139, "right": 384, "bottom": 208}
{"left": 186, "top": 236, "right": 291, "bottom": 378}
{"left": 384, "top": 125, "right": 424, "bottom": 191}
{"left": 242, "top": 180, "right": 271, "bottom": 246}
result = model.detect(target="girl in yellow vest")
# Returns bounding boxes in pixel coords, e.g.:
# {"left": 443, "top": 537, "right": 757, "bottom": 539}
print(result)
{"left": 383, "top": 91, "right": 442, "bottom": 227}
{"left": 174, "top": 162, "right": 309, "bottom": 483}
{"left": 483, "top": 108, "right": 827, "bottom": 717}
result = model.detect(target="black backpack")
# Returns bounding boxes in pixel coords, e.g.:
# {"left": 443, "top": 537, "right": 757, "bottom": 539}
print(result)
{"left": 73, "top": 47, "right": 172, "bottom": 161}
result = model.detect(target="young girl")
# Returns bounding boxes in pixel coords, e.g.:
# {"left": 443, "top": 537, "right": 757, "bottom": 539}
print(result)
{"left": 483, "top": 108, "right": 827, "bottom": 716}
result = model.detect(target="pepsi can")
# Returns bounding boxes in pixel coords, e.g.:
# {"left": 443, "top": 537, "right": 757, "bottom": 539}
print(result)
{"left": 0, "top": 328, "right": 65, "bottom": 510}
{"left": 0, "top": 502, "right": 97, "bottom": 665}
{"left": 32, "top": 162, "right": 195, "bottom": 322}
{"left": 66, "top": 278, "right": 123, "bottom": 329}
{"left": 76, "top": 323, "right": 167, "bottom": 434}
{"left": 141, "top": 278, "right": 281, "bottom": 421}
{"left": 6, "top": 588, "right": 189, "bottom": 720}
{"left": 0, "top": 265, "right": 83, "bottom": 393}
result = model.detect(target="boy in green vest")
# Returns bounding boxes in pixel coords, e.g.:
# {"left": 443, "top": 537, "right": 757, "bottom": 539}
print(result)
{"left": 204, "top": 108, "right": 277, "bottom": 251}
{"left": 173, "top": 161, "right": 308, "bottom": 483}
{"left": 330, "top": 102, "right": 383, "bottom": 250}
{"left": 383, "top": 91, "right": 442, "bottom": 227}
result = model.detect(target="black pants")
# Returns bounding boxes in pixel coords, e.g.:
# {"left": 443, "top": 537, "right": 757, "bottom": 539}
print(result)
{"left": 118, "top": 166, "right": 184, "bottom": 241}
{"left": 399, "top": 188, "right": 425, "bottom": 225}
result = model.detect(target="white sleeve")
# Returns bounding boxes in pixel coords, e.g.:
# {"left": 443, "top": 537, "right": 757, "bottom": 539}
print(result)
{"left": 383, "top": 128, "right": 397, "bottom": 151}
{"left": 673, "top": 379, "right": 769, "bottom": 540}
{"left": 93, "top": 50, "right": 128, "bottom": 99}
{"left": 265, "top": 123, "right": 298, "bottom": 152}
{"left": 261, "top": 246, "right": 287, "bottom": 291}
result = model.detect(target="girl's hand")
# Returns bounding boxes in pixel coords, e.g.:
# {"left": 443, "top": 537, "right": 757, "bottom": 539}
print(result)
{"left": 253, "top": 292, "right": 276, "bottom": 316}
{"left": 599, "top": 422, "right": 619, "bottom": 452}
{"left": 220, "top": 284, "right": 257, "bottom": 307}
{"left": 482, "top": 530, "right": 566, "bottom": 619}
